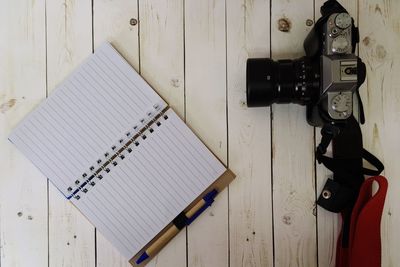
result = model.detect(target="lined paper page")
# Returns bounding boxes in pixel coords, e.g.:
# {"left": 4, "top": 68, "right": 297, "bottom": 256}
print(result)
{"left": 8, "top": 43, "right": 166, "bottom": 197}
{"left": 72, "top": 109, "right": 226, "bottom": 258}
{"left": 9, "top": 42, "right": 227, "bottom": 260}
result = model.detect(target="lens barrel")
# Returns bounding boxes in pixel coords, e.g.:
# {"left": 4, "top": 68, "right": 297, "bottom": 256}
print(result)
{"left": 246, "top": 57, "right": 319, "bottom": 107}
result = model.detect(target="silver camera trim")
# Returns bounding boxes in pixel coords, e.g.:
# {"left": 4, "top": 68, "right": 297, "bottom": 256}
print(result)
{"left": 325, "top": 13, "right": 352, "bottom": 56}
{"left": 321, "top": 13, "right": 357, "bottom": 121}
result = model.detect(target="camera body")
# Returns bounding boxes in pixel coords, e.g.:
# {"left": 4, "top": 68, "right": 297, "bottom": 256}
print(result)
{"left": 246, "top": 7, "right": 365, "bottom": 127}
{"left": 308, "top": 12, "right": 363, "bottom": 126}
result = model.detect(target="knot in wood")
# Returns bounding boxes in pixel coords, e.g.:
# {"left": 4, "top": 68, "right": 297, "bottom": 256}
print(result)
{"left": 278, "top": 18, "right": 291, "bottom": 32}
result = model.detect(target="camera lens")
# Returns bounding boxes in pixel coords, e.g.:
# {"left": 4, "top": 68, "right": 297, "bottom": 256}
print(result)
{"left": 246, "top": 57, "right": 319, "bottom": 107}
{"left": 246, "top": 58, "right": 277, "bottom": 107}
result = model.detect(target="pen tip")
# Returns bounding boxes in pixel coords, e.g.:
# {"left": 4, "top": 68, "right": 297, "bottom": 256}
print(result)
{"left": 136, "top": 252, "right": 149, "bottom": 264}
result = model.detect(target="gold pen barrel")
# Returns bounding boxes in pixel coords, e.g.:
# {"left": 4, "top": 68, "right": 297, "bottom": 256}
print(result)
{"left": 185, "top": 199, "right": 206, "bottom": 218}
{"left": 146, "top": 198, "right": 206, "bottom": 257}
{"left": 146, "top": 225, "right": 180, "bottom": 256}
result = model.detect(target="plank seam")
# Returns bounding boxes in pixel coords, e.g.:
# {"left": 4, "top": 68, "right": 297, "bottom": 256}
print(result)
{"left": 183, "top": 0, "right": 187, "bottom": 123}
{"left": 183, "top": 1, "right": 189, "bottom": 266}
{"left": 269, "top": 0, "right": 276, "bottom": 265}
{"left": 91, "top": 2, "right": 97, "bottom": 266}
{"left": 137, "top": 0, "right": 141, "bottom": 74}
{"left": 91, "top": 0, "right": 94, "bottom": 53}
{"left": 45, "top": 0, "right": 50, "bottom": 266}
{"left": 312, "top": 2, "right": 320, "bottom": 266}
{"left": 224, "top": 0, "right": 230, "bottom": 264}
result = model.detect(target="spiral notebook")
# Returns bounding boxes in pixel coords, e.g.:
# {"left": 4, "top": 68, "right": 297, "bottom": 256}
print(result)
{"left": 8, "top": 42, "right": 234, "bottom": 265}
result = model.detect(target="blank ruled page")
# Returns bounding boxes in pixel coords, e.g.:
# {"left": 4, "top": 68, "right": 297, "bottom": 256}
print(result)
{"left": 71, "top": 109, "right": 226, "bottom": 258}
{"left": 8, "top": 42, "right": 227, "bottom": 260}
{"left": 9, "top": 43, "right": 166, "bottom": 197}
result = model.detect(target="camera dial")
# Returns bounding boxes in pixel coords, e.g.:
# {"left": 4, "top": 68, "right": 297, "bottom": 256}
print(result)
{"left": 332, "top": 36, "right": 350, "bottom": 54}
{"left": 328, "top": 91, "right": 352, "bottom": 119}
{"left": 335, "top": 13, "right": 352, "bottom": 29}
{"left": 331, "top": 93, "right": 351, "bottom": 112}
{"left": 326, "top": 13, "right": 352, "bottom": 55}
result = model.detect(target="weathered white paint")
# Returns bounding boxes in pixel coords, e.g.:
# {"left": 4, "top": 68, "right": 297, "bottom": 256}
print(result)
{"left": 139, "top": 0, "right": 185, "bottom": 119}
{"left": 1, "top": 0, "right": 399, "bottom": 266}
{"left": 94, "top": 0, "right": 140, "bottom": 70}
{"left": 0, "top": 1, "right": 48, "bottom": 267}
{"left": 271, "top": 0, "right": 317, "bottom": 266}
{"left": 46, "top": 1, "right": 96, "bottom": 266}
{"left": 226, "top": 0, "right": 273, "bottom": 266}
{"left": 184, "top": 0, "right": 228, "bottom": 267}
{"left": 359, "top": 1, "right": 400, "bottom": 266}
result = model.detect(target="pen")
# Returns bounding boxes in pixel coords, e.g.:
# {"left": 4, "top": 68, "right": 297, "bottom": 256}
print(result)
{"left": 136, "top": 189, "right": 219, "bottom": 265}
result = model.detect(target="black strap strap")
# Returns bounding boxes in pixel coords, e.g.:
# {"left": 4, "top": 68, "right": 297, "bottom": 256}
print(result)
{"left": 356, "top": 58, "right": 366, "bottom": 124}
{"left": 317, "top": 148, "right": 384, "bottom": 177}
{"left": 317, "top": 179, "right": 355, "bottom": 213}
{"left": 362, "top": 149, "right": 384, "bottom": 176}
{"left": 316, "top": 124, "right": 340, "bottom": 162}
{"left": 356, "top": 90, "right": 365, "bottom": 124}
{"left": 315, "top": 119, "right": 384, "bottom": 177}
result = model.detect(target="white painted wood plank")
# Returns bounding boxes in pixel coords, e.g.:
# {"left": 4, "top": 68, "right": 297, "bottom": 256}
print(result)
{"left": 184, "top": 0, "right": 228, "bottom": 266}
{"left": 4, "top": 2, "right": 400, "bottom": 267}
{"left": 139, "top": 1, "right": 186, "bottom": 266}
{"left": 94, "top": 0, "right": 140, "bottom": 71}
{"left": 359, "top": 1, "right": 400, "bottom": 266}
{"left": 46, "top": 0, "right": 96, "bottom": 266}
{"left": 226, "top": 1, "right": 273, "bottom": 266}
{"left": 139, "top": 0, "right": 185, "bottom": 119}
{"left": 93, "top": 0, "right": 139, "bottom": 71}
{"left": 270, "top": 1, "right": 317, "bottom": 266}
{"left": 93, "top": 1, "right": 139, "bottom": 266}
{"left": 0, "top": 1, "right": 48, "bottom": 266}
{"left": 314, "top": 135, "right": 338, "bottom": 267}
{"left": 313, "top": 1, "right": 357, "bottom": 266}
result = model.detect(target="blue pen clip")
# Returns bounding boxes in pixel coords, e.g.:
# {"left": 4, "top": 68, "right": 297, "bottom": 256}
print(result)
{"left": 186, "top": 189, "right": 218, "bottom": 225}
{"left": 135, "top": 189, "right": 219, "bottom": 265}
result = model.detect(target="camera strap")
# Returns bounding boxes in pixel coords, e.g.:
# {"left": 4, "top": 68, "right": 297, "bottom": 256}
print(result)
{"left": 316, "top": 117, "right": 384, "bottom": 213}
{"left": 315, "top": 116, "right": 387, "bottom": 267}
{"left": 336, "top": 175, "right": 387, "bottom": 267}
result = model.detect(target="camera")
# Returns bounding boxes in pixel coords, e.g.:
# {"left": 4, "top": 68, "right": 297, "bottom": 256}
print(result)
{"left": 246, "top": 2, "right": 366, "bottom": 127}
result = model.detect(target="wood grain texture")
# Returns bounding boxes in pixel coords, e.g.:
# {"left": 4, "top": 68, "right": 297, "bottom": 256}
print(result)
{"left": 184, "top": 0, "right": 228, "bottom": 266}
{"left": 139, "top": 1, "right": 186, "bottom": 266}
{"left": 313, "top": 1, "right": 357, "bottom": 266}
{"left": 94, "top": 0, "right": 140, "bottom": 70}
{"left": 271, "top": 0, "right": 317, "bottom": 266}
{"left": 2, "top": 1, "right": 400, "bottom": 266}
{"left": 93, "top": 0, "right": 139, "bottom": 266}
{"left": 46, "top": 1, "right": 96, "bottom": 266}
{"left": 0, "top": 1, "right": 48, "bottom": 266}
{"left": 226, "top": 0, "right": 273, "bottom": 266}
{"left": 359, "top": 1, "right": 400, "bottom": 266}
{"left": 139, "top": 0, "right": 185, "bottom": 119}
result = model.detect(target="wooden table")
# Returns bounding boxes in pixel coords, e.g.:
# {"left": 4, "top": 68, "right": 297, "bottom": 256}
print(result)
{"left": 1, "top": 0, "right": 398, "bottom": 266}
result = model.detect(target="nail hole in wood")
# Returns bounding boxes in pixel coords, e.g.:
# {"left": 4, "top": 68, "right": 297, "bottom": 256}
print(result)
{"left": 306, "top": 19, "right": 313, "bottom": 26}
{"left": 130, "top": 18, "right": 138, "bottom": 26}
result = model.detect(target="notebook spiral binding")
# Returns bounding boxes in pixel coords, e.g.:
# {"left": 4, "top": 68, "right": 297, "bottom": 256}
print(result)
{"left": 66, "top": 103, "right": 169, "bottom": 200}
